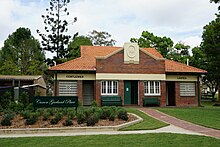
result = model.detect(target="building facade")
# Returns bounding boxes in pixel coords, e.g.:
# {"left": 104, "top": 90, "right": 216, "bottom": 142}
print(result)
{"left": 49, "top": 43, "right": 207, "bottom": 107}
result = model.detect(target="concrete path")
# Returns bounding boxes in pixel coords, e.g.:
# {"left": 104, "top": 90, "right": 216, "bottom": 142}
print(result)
{"left": 140, "top": 108, "right": 220, "bottom": 139}
{"left": 0, "top": 125, "right": 201, "bottom": 138}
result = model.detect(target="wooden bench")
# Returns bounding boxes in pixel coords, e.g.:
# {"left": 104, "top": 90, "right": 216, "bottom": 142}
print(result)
{"left": 143, "top": 97, "right": 160, "bottom": 107}
{"left": 101, "top": 96, "right": 122, "bottom": 106}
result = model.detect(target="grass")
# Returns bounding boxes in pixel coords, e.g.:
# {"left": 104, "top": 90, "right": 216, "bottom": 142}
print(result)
{"left": 0, "top": 133, "right": 219, "bottom": 147}
{"left": 157, "top": 102, "right": 220, "bottom": 130}
{"left": 121, "top": 108, "right": 168, "bottom": 131}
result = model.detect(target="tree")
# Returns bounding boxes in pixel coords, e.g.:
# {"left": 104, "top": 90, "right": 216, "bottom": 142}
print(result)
{"left": 0, "top": 27, "right": 46, "bottom": 75}
{"left": 88, "top": 30, "right": 116, "bottom": 46}
{"left": 200, "top": 17, "right": 220, "bottom": 99}
{"left": 67, "top": 36, "right": 93, "bottom": 60}
{"left": 37, "top": 0, "right": 77, "bottom": 65}
{"left": 167, "top": 42, "right": 190, "bottom": 64}
{"left": 130, "top": 31, "right": 174, "bottom": 58}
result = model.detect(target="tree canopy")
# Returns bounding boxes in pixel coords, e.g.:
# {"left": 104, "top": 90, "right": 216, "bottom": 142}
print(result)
{"left": 0, "top": 27, "right": 46, "bottom": 75}
{"left": 130, "top": 31, "right": 174, "bottom": 58}
{"left": 67, "top": 35, "right": 93, "bottom": 60}
{"left": 88, "top": 30, "right": 116, "bottom": 46}
{"left": 37, "top": 0, "right": 77, "bottom": 65}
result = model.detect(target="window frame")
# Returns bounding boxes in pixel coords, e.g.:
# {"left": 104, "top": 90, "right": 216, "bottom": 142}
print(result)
{"left": 144, "top": 81, "right": 161, "bottom": 96}
{"left": 180, "top": 82, "right": 196, "bottom": 97}
{"left": 59, "top": 81, "right": 78, "bottom": 96}
{"left": 101, "top": 81, "right": 118, "bottom": 95}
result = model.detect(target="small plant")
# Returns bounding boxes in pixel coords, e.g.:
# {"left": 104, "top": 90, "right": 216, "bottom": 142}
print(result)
{"left": 0, "top": 91, "right": 13, "bottom": 110}
{"left": 77, "top": 110, "right": 85, "bottom": 124}
{"left": 42, "top": 111, "right": 51, "bottom": 121}
{"left": 100, "top": 106, "right": 111, "bottom": 119}
{"left": 86, "top": 114, "right": 96, "bottom": 126}
{"left": 91, "top": 100, "right": 98, "bottom": 107}
{"left": 1, "top": 113, "right": 15, "bottom": 126}
{"left": 117, "top": 108, "right": 128, "bottom": 121}
{"left": 67, "top": 110, "right": 76, "bottom": 119}
{"left": 63, "top": 119, "right": 73, "bottom": 126}
{"left": 18, "top": 91, "right": 29, "bottom": 107}
{"left": 25, "top": 116, "right": 37, "bottom": 125}
{"left": 50, "top": 118, "right": 59, "bottom": 125}
{"left": 109, "top": 113, "right": 116, "bottom": 121}
{"left": 20, "top": 110, "right": 31, "bottom": 119}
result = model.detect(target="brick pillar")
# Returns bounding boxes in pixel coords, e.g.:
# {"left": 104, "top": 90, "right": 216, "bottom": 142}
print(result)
{"left": 175, "top": 82, "right": 180, "bottom": 107}
{"left": 139, "top": 81, "right": 144, "bottom": 107}
{"left": 118, "top": 80, "right": 124, "bottom": 105}
{"left": 95, "top": 80, "right": 101, "bottom": 106}
{"left": 77, "top": 80, "right": 83, "bottom": 105}
{"left": 160, "top": 81, "right": 166, "bottom": 107}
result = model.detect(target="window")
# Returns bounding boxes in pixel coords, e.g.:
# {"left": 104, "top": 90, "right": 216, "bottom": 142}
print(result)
{"left": 144, "top": 81, "right": 160, "bottom": 95}
{"left": 180, "top": 83, "right": 195, "bottom": 96}
{"left": 101, "top": 81, "right": 118, "bottom": 95}
{"left": 59, "top": 81, "right": 77, "bottom": 96}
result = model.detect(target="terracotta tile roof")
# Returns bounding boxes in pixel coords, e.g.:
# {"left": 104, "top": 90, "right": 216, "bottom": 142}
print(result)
{"left": 49, "top": 46, "right": 121, "bottom": 71}
{"left": 49, "top": 45, "right": 207, "bottom": 73}
{"left": 165, "top": 59, "right": 207, "bottom": 73}
{"left": 142, "top": 48, "right": 164, "bottom": 58}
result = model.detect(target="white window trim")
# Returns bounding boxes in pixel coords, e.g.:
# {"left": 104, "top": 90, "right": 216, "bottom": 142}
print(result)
{"left": 101, "top": 81, "right": 118, "bottom": 95}
{"left": 144, "top": 81, "right": 161, "bottom": 96}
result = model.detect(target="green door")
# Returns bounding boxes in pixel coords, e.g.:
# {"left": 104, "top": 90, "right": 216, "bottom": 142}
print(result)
{"left": 124, "top": 81, "right": 131, "bottom": 104}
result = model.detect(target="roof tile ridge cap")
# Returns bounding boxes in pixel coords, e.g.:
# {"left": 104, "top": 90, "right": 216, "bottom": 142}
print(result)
{"left": 140, "top": 48, "right": 165, "bottom": 60}
{"left": 166, "top": 59, "right": 207, "bottom": 72}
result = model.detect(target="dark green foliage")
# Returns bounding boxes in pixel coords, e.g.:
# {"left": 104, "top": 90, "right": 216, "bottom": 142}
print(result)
{"left": 91, "top": 100, "right": 98, "bottom": 107}
{"left": 9, "top": 102, "right": 24, "bottom": 112}
{"left": 67, "top": 35, "right": 93, "bottom": 60}
{"left": 20, "top": 110, "right": 32, "bottom": 119}
{"left": 86, "top": 114, "right": 97, "bottom": 126}
{"left": 25, "top": 116, "right": 37, "bottom": 125}
{"left": 109, "top": 113, "right": 116, "bottom": 121}
{"left": 0, "top": 91, "right": 13, "bottom": 110}
{"left": 100, "top": 106, "right": 111, "bottom": 119}
{"left": 42, "top": 111, "right": 51, "bottom": 121}
{"left": 77, "top": 110, "right": 86, "bottom": 124}
{"left": 18, "top": 92, "right": 29, "bottom": 107}
{"left": 63, "top": 119, "right": 73, "bottom": 126}
{"left": 0, "top": 27, "right": 46, "bottom": 75}
{"left": 1, "top": 113, "right": 15, "bottom": 126}
{"left": 37, "top": 0, "right": 77, "bottom": 65}
{"left": 50, "top": 118, "right": 59, "bottom": 125}
{"left": 117, "top": 108, "right": 128, "bottom": 121}
{"left": 88, "top": 30, "right": 116, "bottom": 46}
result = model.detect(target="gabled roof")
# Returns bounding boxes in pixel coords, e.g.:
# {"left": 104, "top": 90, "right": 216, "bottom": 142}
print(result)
{"left": 0, "top": 75, "right": 42, "bottom": 80}
{"left": 49, "top": 45, "right": 207, "bottom": 74}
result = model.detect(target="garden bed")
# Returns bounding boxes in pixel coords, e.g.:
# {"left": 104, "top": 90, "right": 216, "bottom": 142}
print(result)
{"left": 0, "top": 106, "right": 138, "bottom": 129}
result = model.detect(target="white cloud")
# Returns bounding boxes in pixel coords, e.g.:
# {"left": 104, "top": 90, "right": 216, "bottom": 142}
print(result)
{"left": 0, "top": 0, "right": 218, "bottom": 58}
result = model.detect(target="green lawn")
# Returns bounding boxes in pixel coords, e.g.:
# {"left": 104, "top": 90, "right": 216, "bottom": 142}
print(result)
{"left": 157, "top": 102, "right": 220, "bottom": 130}
{"left": 121, "top": 108, "right": 168, "bottom": 131}
{"left": 0, "top": 133, "right": 219, "bottom": 147}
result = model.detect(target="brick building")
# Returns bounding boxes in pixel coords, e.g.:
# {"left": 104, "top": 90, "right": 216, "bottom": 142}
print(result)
{"left": 49, "top": 43, "right": 207, "bottom": 107}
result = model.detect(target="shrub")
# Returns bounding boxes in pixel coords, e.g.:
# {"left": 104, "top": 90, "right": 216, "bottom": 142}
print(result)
{"left": 91, "top": 101, "right": 98, "bottom": 107}
{"left": 55, "top": 112, "right": 63, "bottom": 121}
{"left": 67, "top": 110, "right": 76, "bottom": 119}
{"left": 26, "top": 103, "right": 34, "bottom": 111}
{"left": 109, "top": 113, "right": 116, "bottom": 121}
{"left": 117, "top": 108, "right": 128, "bottom": 121}
{"left": 25, "top": 116, "right": 37, "bottom": 125}
{"left": 86, "top": 114, "right": 96, "bottom": 126}
{"left": 18, "top": 91, "right": 29, "bottom": 107}
{"left": 77, "top": 110, "right": 85, "bottom": 124}
{"left": 0, "top": 91, "right": 13, "bottom": 110}
{"left": 20, "top": 110, "right": 31, "bottom": 119}
{"left": 63, "top": 119, "right": 73, "bottom": 126}
{"left": 42, "top": 111, "right": 51, "bottom": 121}
{"left": 1, "top": 113, "right": 15, "bottom": 126}
{"left": 50, "top": 118, "right": 59, "bottom": 125}
{"left": 100, "top": 106, "right": 111, "bottom": 119}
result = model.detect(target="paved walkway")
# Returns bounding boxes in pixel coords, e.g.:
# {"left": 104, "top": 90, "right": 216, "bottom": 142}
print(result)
{"left": 140, "top": 108, "right": 220, "bottom": 139}
{"left": 0, "top": 125, "right": 201, "bottom": 138}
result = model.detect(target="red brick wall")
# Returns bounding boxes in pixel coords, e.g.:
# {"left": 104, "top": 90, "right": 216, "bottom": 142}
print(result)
{"left": 175, "top": 82, "right": 198, "bottom": 107}
{"left": 95, "top": 80, "right": 101, "bottom": 106}
{"left": 140, "top": 81, "right": 166, "bottom": 107}
{"left": 77, "top": 80, "right": 83, "bottom": 105}
{"left": 96, "top": 50, "right": 165, "bottom": 74}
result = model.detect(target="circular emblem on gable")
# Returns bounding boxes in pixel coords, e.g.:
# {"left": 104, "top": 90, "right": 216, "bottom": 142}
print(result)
{"left": 127, "top": 45, "right": 136, "bottom": 58}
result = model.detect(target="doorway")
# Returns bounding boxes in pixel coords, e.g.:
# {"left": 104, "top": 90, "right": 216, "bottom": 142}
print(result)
{"left": 166, "top": 82, "right": 176, "bottom": 106}
{"left": 83, "top": 81, "right": 94, "bottom": 106}
{"left": 124, "top": 81, "right": 138, "bottom": 105}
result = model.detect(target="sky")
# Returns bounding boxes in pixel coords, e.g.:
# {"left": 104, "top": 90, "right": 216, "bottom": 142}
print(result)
{"left": 0, "top": 0, "right": 218, "bottom": 58}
